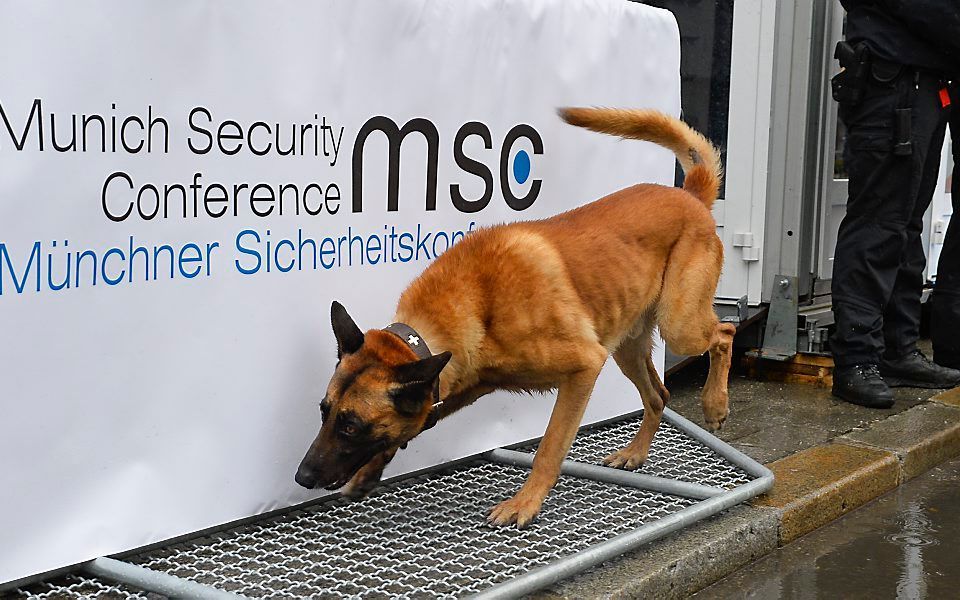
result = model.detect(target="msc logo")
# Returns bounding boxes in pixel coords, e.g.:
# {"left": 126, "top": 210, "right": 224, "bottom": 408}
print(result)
{"left": 352, "top": 116, "right": 543, "bottom": 214}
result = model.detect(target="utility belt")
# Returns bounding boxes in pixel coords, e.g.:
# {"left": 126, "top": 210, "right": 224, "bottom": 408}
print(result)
{"left": 831, "top": 41, "right": 917, "bottom": 155}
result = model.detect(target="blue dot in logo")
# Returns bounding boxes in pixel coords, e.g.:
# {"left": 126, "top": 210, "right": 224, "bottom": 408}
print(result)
{"left": 513, "top": 150, "right": 531, "bottom": 184}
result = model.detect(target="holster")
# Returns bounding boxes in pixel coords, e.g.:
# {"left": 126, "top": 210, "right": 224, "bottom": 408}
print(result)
{"left": 831, "top": 41, "right": 871, "bottom": 105}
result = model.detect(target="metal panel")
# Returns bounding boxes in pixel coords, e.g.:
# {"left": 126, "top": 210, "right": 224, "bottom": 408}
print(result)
{"left": 815, "top": 1, "right": 850, "bottom": 284}
{"left": 761, "top": 0, "right": 832, "bottom": 301}
{"left": 715, "top": 0, "right": 779, "bottom": 302}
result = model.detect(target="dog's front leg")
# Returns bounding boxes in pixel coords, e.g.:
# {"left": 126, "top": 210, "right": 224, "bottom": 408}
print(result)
{"left": 343, "top": 447, "right": 399, "bottom": 499}
{"left": 488, "top": 365, "right": 603, "bottom": 528}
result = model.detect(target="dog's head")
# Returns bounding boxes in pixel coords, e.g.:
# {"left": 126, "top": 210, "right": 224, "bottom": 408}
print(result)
{"left": 295, "top": 301, "right": 451, "bottom": 491}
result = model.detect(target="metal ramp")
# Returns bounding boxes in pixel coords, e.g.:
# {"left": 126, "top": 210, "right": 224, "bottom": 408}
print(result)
{"left": 11, "top": 408, "right": 773, "bottom": 599}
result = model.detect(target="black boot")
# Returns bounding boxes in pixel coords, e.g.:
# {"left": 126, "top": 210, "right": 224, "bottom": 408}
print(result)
{"left": 934, "top": 354, "right": 960, "bottom": 371}
{"left": 880, "top": 350, "right": 960, "bottom": 388}
{"left": 931, "top": 288, "right": 960, "bottom": 370}
{"left": 832, "top": 364, "right": 895, "bottom": 408}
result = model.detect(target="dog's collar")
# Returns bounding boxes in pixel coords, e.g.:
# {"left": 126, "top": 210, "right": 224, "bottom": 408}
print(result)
{"left": 382, "top": 323, "right": 443, "bottom": 432}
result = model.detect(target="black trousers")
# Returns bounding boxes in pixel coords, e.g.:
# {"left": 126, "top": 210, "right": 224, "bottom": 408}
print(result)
{"left": 931, "top": 85, "right": 960, "bottom": 366}
{"left": 831, "top": 68, "right": 952, "bottom": 367}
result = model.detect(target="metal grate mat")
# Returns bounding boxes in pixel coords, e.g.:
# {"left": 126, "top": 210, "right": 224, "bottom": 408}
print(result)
{"left": 125, "top": 461, "right": 695, "bottom": 599}
{"left": 9, "top": 408, "right": 773, "bottom": 599}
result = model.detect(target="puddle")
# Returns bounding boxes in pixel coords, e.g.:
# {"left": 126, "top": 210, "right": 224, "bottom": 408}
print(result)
{"left": 694, "top": 457, "right": 960, "bottom": 599}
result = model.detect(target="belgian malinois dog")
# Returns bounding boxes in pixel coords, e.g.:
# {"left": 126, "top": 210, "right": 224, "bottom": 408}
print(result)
{"left": 296, "top": 108, "right": 735, "bottom": 528}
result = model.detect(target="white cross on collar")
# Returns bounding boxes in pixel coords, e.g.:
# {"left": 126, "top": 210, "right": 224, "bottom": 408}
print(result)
{"left": 407, "top": 334, "right": 421, "bottom": 347}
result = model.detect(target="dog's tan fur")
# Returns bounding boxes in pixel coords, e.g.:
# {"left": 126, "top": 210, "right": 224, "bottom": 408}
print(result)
{"left": 299, "top": 108, "right": 735, "bottom": 528}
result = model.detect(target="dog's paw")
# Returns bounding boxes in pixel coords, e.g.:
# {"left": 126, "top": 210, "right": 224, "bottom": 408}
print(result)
{"left": 706, "top": 419, "right": 726, "bottom": 433}
{"left": 342, "top": 478, "right": 377, "bottom": 500}
{"left": 602, "top": 446, "right": 647, "bottom": 470}
{"left": 343, "top": 467, "right": 384, "bottom": 500}
{"left": 486, "top": 494, "right": 542, "bottom": 529}
{"left": 702, "top": 395, "right": 729, "bottom": 432}
{"left": 342, "top": 448, "right": 399, "bottom": 500}
{"left": 703, "top": 407, "right": 728, "bottom": 431}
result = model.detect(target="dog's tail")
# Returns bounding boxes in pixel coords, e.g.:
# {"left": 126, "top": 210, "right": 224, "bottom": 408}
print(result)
{"left": 558, "top": 107, "right": 722, "bottom": 209}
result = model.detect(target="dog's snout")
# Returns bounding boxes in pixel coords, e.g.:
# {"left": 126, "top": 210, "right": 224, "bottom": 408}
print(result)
{"left": 295, "top": 466, "right": 318, "bottom": 489}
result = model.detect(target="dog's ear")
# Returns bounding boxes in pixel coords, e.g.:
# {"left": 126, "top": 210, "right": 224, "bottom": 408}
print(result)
{"left": 390, "top": 352, "right": 452, "bottom": 415}
{"left": 331, "top": 301, "right": 364, "bottom": 357}
{"left": 394, "top": 351, "right": 452, "bottom": 383}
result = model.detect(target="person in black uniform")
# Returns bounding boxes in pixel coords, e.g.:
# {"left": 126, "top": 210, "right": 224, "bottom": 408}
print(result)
{"left": 831, "top": 1, "right": 960, "bottom": 408}
{"left": 932, "top": 85, "right": 960, "bottom": 369}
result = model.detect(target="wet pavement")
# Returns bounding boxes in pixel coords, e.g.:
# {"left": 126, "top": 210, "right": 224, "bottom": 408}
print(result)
{"left": 666, "top": 354, "right": 939, "bottom": 464}
{"left": 693, "top": 457, "right": 960, "bottom": 599}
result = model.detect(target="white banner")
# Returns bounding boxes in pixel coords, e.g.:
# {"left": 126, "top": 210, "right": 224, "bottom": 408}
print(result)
{"left": 0, "top": 0, "right": 679, "bottom": 585}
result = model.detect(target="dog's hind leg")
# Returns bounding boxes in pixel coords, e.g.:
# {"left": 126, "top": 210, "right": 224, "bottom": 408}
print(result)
{"left": 702, "top": 321, "right": 736, "bottom": 429}
{"left": 658, "top": 233, "right": 736, "bottom": 431}
{"left": 603, "top": 327, "right": 666, "bottom": 470}
{"left": 487, "top": 354, "right": 606, "bottom": 529}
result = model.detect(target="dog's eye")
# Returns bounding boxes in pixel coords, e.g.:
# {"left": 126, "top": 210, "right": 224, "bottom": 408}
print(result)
{"left": 342, "top": 424, "right": 358, "bottom": 437}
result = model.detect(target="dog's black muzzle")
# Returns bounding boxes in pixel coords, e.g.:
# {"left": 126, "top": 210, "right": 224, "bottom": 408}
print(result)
{"left": 294, "top": 464, "right": 320, "bottom": 489}
{"left": 295, "top": 447, "right": 378, "bottom": 491}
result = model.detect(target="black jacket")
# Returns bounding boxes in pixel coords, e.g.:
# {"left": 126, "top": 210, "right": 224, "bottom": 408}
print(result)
{"left": 841, "top": 0, "right": 960, "bottom": 77}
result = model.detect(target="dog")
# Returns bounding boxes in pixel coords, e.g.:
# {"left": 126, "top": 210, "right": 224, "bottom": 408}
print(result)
{"left": 295, "top": 108, "right": 735, "bottom": 528}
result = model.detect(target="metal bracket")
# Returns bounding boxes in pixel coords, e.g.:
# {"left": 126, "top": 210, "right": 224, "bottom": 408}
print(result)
{"left": 720, "top": 295, "right": 749, "bottom": 326}
{"left": 755, "top": 274, "right": 798, "bottom": 361}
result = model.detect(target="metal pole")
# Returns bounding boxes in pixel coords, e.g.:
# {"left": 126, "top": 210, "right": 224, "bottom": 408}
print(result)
{"left": 662, "top": 408, "right": 775, "bottom": 480}
{"left": 83, "top": 557, "right": 245, "bottom": 600}
{"left": 484, "top": 448, "right": 725, "bottom": 500}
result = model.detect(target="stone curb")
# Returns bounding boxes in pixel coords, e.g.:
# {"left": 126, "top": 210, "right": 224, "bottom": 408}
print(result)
{"left": 751, "top": 442, "right": 899, "bottom": 544}
{"left": 753, "top": 397, "right": 960, "bottom": 546}
{"left": 931, "top": 386, "right": 960, "bottom": 408}
{"left": 840, "top": 402, "right": 960, "bottom": 482}
{"left": 536, "top": 390, "right": 960, "bottom": 599}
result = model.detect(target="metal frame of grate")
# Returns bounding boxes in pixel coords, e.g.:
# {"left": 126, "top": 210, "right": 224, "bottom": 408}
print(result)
{"left": 10, "top": 408, "right": 772, "bottom": 599}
